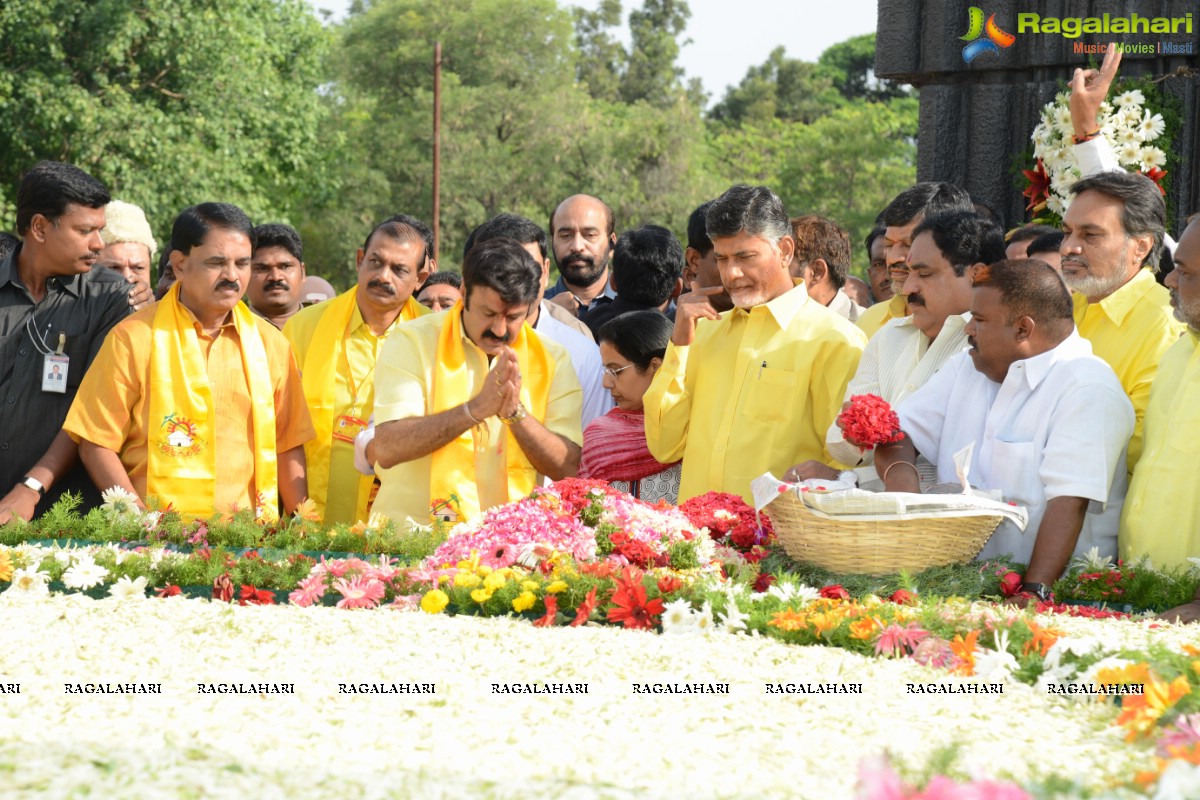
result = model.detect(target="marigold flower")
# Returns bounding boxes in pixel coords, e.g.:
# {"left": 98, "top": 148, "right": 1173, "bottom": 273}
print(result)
{"left": 512, "top": 591, "right": 536, "bottom": 613}
{"left": 453, "top": 571, "right": 481, "bottom": 589}
{"left": 470, "top": 588, "right": 494, "bottom": 604}
{"left": 545, "top": 580, "right": 568, "bottom": 594}
{"left": 420, "top": 589, "right": 449, "bottom": 614}
{"left": 521, "top": 580, "right": 539, "bottom": 592}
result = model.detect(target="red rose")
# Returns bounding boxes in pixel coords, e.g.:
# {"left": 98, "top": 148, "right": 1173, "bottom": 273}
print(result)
{"left": 998, "top": 571, "right": 1023, "bottom": 598}
{"left": 753, "top": 572, "right": 776, "bottom": 593}
{"left": 888, "top": 589, "right": 916, "bottom": 605}
{"left": 819, "top": 584, "right": 850, "bottom": 600}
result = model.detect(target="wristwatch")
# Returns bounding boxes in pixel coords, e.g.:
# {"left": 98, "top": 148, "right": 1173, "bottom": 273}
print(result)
{"left": 499, "top": 403, "right": 528, "bottom": 426}
{"left": 1020, "top": 582, "right": 1052, "bottom": 602}
{"left": 20, "top": 476, "right": 46, "bottom": 497}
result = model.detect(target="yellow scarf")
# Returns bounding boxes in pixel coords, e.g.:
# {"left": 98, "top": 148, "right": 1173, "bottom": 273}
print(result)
{"left": 429, "top": 301, "right": 555, "bottom": 520}
{"left": 301, "top": 287, "right": 424, "bottom": 522}
{"left": 147, "top": 284, "right": 277, "bottom": 519}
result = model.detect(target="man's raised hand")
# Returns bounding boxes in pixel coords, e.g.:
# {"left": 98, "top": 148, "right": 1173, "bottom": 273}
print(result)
{"left": 1069, "top": 44, "right": 1121, "bottom": 137}
{"left": 671, "top": 281, "right": 725, "bottom": 346}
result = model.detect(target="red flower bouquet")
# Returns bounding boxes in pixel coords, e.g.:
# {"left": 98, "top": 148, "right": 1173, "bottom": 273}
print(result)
{"left": 837, "top": 394, "right": 904, "bottom": 449}
{"left": 678, "top": 491, "right": 774, "bottom": 560}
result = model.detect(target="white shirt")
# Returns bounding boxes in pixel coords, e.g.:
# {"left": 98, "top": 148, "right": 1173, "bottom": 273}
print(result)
{"left": 827, "top": 313, "right": 970, "bottom": 475}
{"left": 536, "top": 300, "right": 613, "bottom": 428}
{"left": 827, "top": 288, "right": 865, "bottom": 323}
{"left": 897, "top": 332, "right": 1133, "bottom": 562}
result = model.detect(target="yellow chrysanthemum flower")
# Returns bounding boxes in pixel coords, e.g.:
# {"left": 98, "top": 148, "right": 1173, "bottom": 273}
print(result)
{"left": 545, "top": 580, "right": 568, "bottom": 594}
{"left": 420, "top": 589, "right": 449, "bottom": 614}
{"left": 454, "top": 572, "right": 481, "bottom": 588}
{"left": 471, "top": 588, "right": 494, "bottom": 604}
{"left": 483, "top": 572, "right": 507, "bottom": 592}
{"left": 521, "top": 580, "right": 539, "bottom": 592}
{"left": 512, "top": 591, "right": 536, "bottom": 613}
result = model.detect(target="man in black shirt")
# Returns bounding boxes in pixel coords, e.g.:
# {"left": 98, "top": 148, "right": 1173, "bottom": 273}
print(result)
{"left": 0, "top": 162, "right": 131, "bottom": 523}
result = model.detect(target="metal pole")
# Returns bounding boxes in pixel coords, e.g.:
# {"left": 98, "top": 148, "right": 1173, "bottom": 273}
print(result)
{"left": 432, "top": 41, "right": 442, "bottom": 264}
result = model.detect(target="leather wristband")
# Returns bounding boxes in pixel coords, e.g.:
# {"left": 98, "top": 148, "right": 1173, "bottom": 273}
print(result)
{"left": 1072, "top": 129, "right": 1101, "bottom": 144}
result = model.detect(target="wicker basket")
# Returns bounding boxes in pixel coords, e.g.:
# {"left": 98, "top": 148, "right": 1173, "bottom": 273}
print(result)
{"left": 769, "top": 490, "right": 1003, "bottom": 575}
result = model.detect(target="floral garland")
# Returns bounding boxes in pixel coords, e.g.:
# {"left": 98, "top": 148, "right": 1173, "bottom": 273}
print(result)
{"left": 1024, "top": 83, "right": 1169, "bottom": 225}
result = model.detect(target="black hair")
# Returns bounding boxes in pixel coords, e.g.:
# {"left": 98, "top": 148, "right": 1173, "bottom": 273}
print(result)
{"left": 865, "top": 224, "right": 886, "bottom": 257}
{"left": 686, "top": 201, "right": 715, "bottom": 255}
{"left": 971, "top": 197, "right": 1005, "bottom": 228}
{"left": 877, "top": 182, "right": 973, "bottom": 228}
{"left": 973, "top": 259, "right": 1074, "bottom": 328}
{"left": 706, "top": 184, "right": 790, "bottom": 242}
{"left": 1069, "top": 171, "right": 1166, "bottom": 269}
{"left": 170, "top": 203, "right": 253, "bottom": 256}
{"left": 1007, "top": 223, "right": 1059, "bottom": 246}
{"left": 16, "top": 161, "right": 111, "bottom": 235}
{"left": 1025, "top": 231, "right": 1064, "bottom": 258}
{"left": 252, "top": 223, "right": 303, "bottom": 262}
{"left": 611, "top": 224, "right": 684, "bottom": 307}
{"left": 463, "top": 213, "right": 548, "bottom": 261}
{"left": 461, "top": 238, "right": 541, "bottom": 308}
{"left": 419, "top": 270, "right": 463, "bottom": 291}
{"left": 362, "top": 214, "right": 432, "bottom": 266}
{"left": 596, "top": 310, "right": 673, "bottom": 372}
{"left": 157, "top": 238, "right": 174, "bottom": 279}
{"left": 911, "top": 210, "right": 1006, "bottom": 276}
{"left": 0, "top": 232, "right": 19, "bottom": 262}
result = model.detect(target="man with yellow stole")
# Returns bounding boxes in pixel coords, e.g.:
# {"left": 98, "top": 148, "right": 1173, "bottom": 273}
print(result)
{"left": 283, "top": 216, "right": 431, "bottom": 525}
{"left": 64, "top": 203, "right": 314, "bottom": 519}
{"left": 369, "top": 238, "right": 583, "bottom": 524}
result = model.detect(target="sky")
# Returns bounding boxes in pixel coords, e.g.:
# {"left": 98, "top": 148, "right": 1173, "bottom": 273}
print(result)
{"left": 308, "top": 0, "right": 880, "bottom": 102}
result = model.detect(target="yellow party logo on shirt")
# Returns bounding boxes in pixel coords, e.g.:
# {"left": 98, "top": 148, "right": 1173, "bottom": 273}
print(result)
{"left": 156, "top": 413, "right": 205, "bottom": 459}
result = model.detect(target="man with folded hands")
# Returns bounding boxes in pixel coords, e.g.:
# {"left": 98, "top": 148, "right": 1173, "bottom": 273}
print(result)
{"left": 875, "top": 260, "right": 1133, "bottom": 591}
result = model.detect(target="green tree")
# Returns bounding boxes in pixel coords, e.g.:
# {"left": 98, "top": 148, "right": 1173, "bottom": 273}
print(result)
{"left": 314, "top": 0, "right": 719, "bottom": 282}
{"left": 818, "top": 33, "right": 910, "bottom": 103}
{"left": 710, "top": 98, "right": 918, "bottom": 275}
{"left": 574, "top": 0, "right": 626, "bottom": 104}
{"left": 0, "top": 0, "right": 331, "bottom": 241}
{"left": 708, "top": 47, "right": 843, "bottom": 126}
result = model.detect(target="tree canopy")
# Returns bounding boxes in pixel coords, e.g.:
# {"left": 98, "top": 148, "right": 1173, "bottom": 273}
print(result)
{"left": 0, "top": 0, "right": 915, "bottom": 284}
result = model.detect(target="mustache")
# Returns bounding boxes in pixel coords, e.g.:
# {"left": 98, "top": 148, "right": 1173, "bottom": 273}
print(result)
{"left": 1061, "top": 255, "right": 1087, "bottom": 267}
{"left": 482, "top": 331, "right": 510, "bottom": 342}
{"left": 561, "top": 253, "right": 594, "bottom": 267}
{"left": 907, "top": 292, "right": 925, "bottom": 307}
{"left": 368, "top": 280, "right": 396, "bottom": 295}
{"left": 217, "top": 280, "right": 240, "bottom": 291}
{"left": 264, "top": 280, "right": 289, "bottom": 292}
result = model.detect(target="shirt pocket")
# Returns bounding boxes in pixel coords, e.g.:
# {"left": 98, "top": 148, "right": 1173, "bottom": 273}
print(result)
{"left": 988, "top": 440, "right": 1041, "bottom": 507}
{"left": 742, "top": 366, "right": 797, "bottom": 423}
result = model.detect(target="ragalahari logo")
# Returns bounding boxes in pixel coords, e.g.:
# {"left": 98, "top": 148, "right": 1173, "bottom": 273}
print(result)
{"left": 960, "top": 7, "right": 1016, "bottom": 63}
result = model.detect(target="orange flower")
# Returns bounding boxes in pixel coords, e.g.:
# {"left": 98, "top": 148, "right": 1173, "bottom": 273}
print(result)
{"left": 1116, "top": 673, "right": 1191, "bottom": 740}
{"left": 850, "top": 617, "right": 882, "bottom": 641}
{"left": 292, "top": 497, "right": 321, "bottom": 522}
{"left": 769, "top": 610, "right": 808, "bottom": 632}
{"left": 809, "top": 610, "right": 845, "bottom": 639}
{"left": 1094, "top": 662, "right": 1151, "bottom": 687}
{"left": 949, "top": 630, "right": 980, "bottom": 676}
{"left": 1021, "top": 621, "right": 1062, "bottom": 658}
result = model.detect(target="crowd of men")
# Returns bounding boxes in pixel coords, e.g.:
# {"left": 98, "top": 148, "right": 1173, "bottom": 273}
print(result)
{"left": 0, "top": 47, "right": 1196, "bottom": 621}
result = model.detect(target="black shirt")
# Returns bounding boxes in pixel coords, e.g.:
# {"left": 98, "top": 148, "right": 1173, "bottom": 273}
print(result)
{"left": 0, "top": 244, "right": 131, "bottom": 514}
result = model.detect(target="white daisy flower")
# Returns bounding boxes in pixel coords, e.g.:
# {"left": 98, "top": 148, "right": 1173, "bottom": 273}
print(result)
{"left": 6, "top": 566, "right": 49, "bottom": 596}
{"left": 693, "top": 602, "right": 715, "bottom": 636}
{"left": 100, "top": 486, "right": 140, "bottom": 522}
{"left": 109, "top": 575, "right": 148, "bottom": 601}
{"left": 1114, "top": 89, "right": 1145, "bottom": 107}
{"left": 661, "top": 598, "right": 695, "bottom": 634}
{"left": 62, "top": 555, "right": 108, "bottom": 590}
{"left": 1138, "top": 146, "right": 1166, "bottom": 170}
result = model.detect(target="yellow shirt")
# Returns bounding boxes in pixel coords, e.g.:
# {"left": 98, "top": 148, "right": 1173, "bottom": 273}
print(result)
{"left": 1120, "top": 330, "right": 1200, "bottom": 568}
{"left": 856, "top": 293, "right": 908, "bottom": 340}
{"left": 371, "top": 310, "right": 583, "bottom": 524}
{"left": 63, "top": 303, "right": 314, "bottom": 514}
{"left": 644, "top": 282, "right": 867, "bottom": 504}
{"left": 1073, "top": 269, "right": 1185, "bottom": 475}
{"left": 283, "top": 295, "right": 428, "bottom": 524}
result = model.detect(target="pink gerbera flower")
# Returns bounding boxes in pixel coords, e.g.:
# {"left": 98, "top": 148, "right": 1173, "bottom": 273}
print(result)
{"left": 334, "top": 576, "right": 386, "bottom": 609}
{"left": 288, "top": 572, "right": 328, "bottom": 607}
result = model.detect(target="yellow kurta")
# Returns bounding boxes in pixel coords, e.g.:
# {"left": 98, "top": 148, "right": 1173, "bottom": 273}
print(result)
{"left": 644, "top": 282, "right": 867, "bottom": 504}
{"left": 1120, "top": 330, "right": 1200, "bottom": 569}
{"left": 371, "top": 310, "right": 583, "bottom": 525}
{"left": 1073, "top": 269, "right": 1185, "bottom": 475}
{"left": 856, "top": 292, "right": 908, "bottom": 340}
{"left": 283, "top": 292, "right": 428, "bottom": 525}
